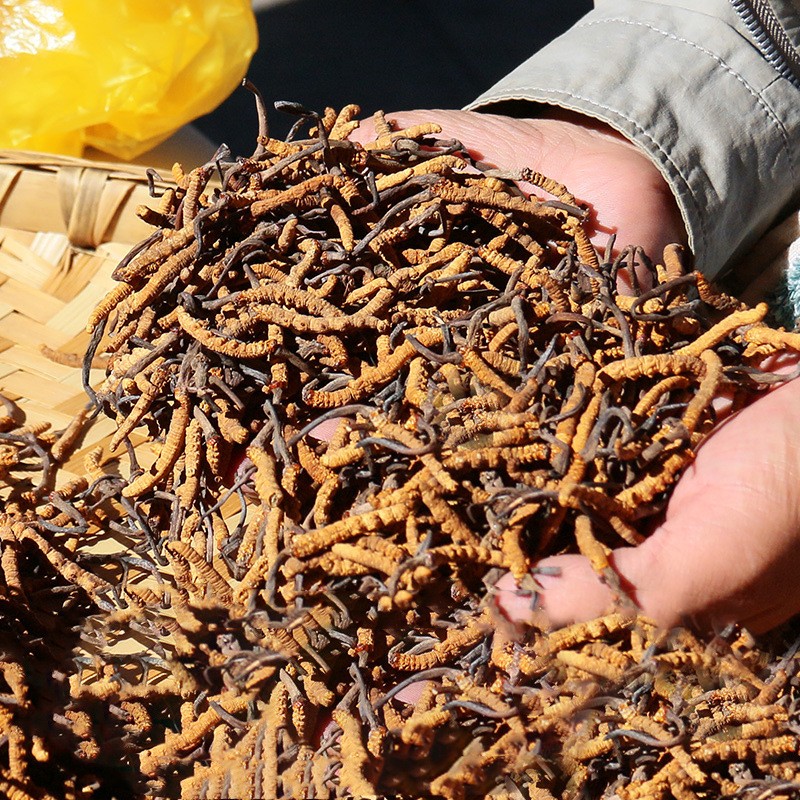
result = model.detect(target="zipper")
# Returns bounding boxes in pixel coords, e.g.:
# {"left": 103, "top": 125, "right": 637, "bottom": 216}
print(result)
{"left": 730, "top": 0, "right": 800, "bottom": 88}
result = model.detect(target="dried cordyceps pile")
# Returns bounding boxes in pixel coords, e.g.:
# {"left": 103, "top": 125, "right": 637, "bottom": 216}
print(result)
{"left": 0, "top": 99, "right": 800, "bottom": 798}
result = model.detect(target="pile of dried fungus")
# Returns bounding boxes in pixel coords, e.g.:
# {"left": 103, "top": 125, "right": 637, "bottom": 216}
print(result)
{"left": 1, "top": 99, "right": 800, "bottom": 799}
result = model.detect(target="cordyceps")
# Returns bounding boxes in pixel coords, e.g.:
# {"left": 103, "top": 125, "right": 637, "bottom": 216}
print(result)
{"left": 2, "top": 98, "right": 798, "bottom": 799}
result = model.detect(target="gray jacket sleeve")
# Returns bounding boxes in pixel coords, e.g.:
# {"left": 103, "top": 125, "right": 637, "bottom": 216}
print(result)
{"left": 465, "top": 1, "right": 800, "bottom": 279}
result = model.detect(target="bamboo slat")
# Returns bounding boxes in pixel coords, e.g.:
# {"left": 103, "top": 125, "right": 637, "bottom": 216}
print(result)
{"left": 0, "top": 151, "right": 171, "bottom": 488}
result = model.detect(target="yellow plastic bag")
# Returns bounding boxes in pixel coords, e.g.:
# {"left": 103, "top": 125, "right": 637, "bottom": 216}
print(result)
{"left": 0, "top": 0, "right": 257, "bottom": 159}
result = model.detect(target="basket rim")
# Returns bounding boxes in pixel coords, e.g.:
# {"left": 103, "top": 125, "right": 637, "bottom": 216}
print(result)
{"left": 0, "top": 148, "right": 172, "bottom": 183}
{"left": 0, "top": 149, "right": 176, "bottom": 249}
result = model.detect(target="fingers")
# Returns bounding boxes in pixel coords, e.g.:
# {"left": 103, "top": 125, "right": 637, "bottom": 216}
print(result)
{"left": 494, "top": 558, "right": 616, "bottom": 629}
{"left": 350, "top": 109, "right": 549, "bottom": 168}
{"left": 495, "top": 478, "right": 800, "bottom": 635}
{"left": 350, "top": 108, "right": 686, "bottom": 265}
{"left": 525, "top": 532, "right": 706, "bottom": 632}
{"left": 493, "top": 541, "right": 706, "bottom": 635}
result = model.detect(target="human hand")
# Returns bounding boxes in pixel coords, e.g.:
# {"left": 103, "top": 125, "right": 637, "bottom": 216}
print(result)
{"left": 352, "top": 108, "right": 686, "bottom": 262}
{"left": 355, "top": 108, "right": 800, "bottom": 636}
{"left": 496, "top": 373, "right": 800, "bottom": 635}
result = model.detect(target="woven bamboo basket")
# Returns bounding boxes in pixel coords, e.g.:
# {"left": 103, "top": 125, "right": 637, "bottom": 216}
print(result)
{"left": 0, "top": 151, "right": 173, "bottom": 489}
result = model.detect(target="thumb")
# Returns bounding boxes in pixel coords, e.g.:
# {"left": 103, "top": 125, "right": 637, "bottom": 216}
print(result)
{"left": 495, "top": 499, "right": 794, "bottom": 635}
{"left": 494, "top": 537, "right": 686, "bottom": 632}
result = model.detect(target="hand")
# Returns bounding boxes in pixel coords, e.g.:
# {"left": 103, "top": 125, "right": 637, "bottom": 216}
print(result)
{"left": 355, "top": 109, "right": 800, "bottom": 635}
{"left": 352, "top": 108, "right": 686, "bottom": 260}
{"left": 497, "top": 374, "right": 800, "bottom": 635}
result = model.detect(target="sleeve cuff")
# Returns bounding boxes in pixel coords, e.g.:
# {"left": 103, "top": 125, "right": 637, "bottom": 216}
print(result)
{"left": 465, "top": 1, "right": 800, "bottom": 279}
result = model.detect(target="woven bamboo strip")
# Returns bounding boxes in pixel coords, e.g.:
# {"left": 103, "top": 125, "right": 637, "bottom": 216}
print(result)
{"left": 0, "top": 150, "right": 170, "bottom": 247}
{"left": 0, "top": 153, "right": 178, "bottom": 496}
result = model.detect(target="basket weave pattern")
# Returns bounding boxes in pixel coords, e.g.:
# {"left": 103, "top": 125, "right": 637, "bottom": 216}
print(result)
{"left": 0, "top": 151, "right": 170, "bottom": 486}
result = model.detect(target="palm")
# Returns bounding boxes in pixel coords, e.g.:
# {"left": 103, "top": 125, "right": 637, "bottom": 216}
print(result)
{"left": 630, "top": 377, "right": 800, "bottom": 632}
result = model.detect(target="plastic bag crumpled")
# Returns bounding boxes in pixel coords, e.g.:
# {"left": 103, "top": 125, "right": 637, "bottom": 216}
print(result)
{"left": 0, "top": 0, "right": 257, "bottom": 159}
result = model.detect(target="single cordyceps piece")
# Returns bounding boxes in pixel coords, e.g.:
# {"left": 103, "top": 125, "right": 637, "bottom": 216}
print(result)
{"left": 0, "top": 99, "right": 796, "bottom": 799}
